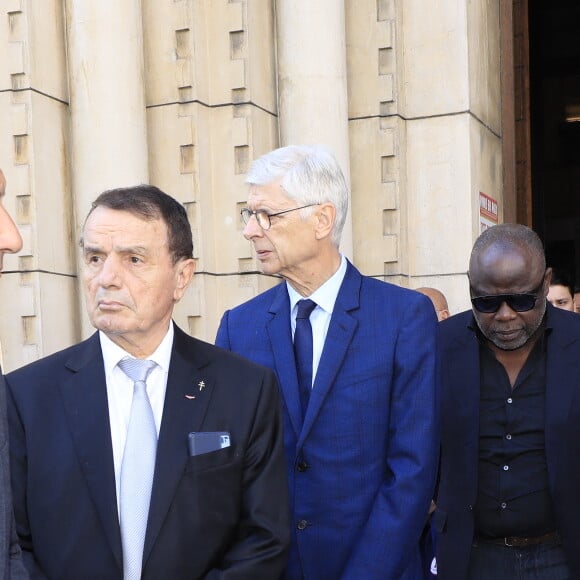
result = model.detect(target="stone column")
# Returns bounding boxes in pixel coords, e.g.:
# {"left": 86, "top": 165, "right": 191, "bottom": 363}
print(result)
{"left": 275, "top": 0, "right": 353, "bottom": 257}
{"left": 65, "top": 0, "right": 149, "bottom": 218}
{"left": 64, "top": 0, "right": 149, "bottom": 334}
{"left": 401, "top": 0, "right": 503, "bottom": 313}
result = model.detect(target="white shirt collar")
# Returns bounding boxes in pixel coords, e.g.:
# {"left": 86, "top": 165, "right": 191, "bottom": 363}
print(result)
{"left": 99, "top": 322, "right": 174, "bottom": 374}
{"left": 287, "top": 254, "right": 347, "bottom": 315}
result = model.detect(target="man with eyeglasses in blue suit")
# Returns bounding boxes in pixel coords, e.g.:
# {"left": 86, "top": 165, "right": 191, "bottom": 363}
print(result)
{"left": 217, "top": 145, "right": 439, "bottom": 580}
{"left": 434, "top": 223, "right": 580, "bottom": 579}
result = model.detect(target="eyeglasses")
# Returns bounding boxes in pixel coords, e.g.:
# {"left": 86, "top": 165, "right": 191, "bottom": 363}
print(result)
{"left": 470, "top": 277, "right": 545, "bottom": 313}
{"left": 240, "top": 204, "right": 318, "bottom": 231}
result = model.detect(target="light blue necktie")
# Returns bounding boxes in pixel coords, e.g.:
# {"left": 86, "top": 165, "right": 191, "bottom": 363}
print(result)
{"left": 118, "top": 358, "right": 157, "bottom": 580}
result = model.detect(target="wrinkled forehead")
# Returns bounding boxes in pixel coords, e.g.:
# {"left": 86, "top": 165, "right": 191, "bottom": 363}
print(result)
{"left": 469, "top": 243, "right": 544, "bottom": 292}
{"left": 81, "top": 206, "right": 168, "bottom": 246}
{"left": 247, "top": 179, "right": 293, "bottom": 207}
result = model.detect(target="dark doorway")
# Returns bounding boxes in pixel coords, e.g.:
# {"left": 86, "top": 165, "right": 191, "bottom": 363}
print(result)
{"left": 528, "top": 1, "right": 580, "bottom": 289}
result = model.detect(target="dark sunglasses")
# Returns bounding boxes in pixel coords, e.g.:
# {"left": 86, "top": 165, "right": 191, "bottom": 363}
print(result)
{"left": 470, "top": 278, "right": 545, "bottom": 313}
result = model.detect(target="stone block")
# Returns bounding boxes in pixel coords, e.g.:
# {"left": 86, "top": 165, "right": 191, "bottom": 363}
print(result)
{"left": 405, "top": 114, "right": 474, "bottom": 276}
{"left": 399, "top": 0, "right": 469, "bottom": 117}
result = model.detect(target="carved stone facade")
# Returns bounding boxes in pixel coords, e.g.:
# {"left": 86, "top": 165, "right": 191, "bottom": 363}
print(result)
{"left": 0, "top": 0, "right": 504, "bottom": 371}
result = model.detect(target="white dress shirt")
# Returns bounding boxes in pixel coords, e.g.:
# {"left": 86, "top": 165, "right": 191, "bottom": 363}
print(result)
{"left": 99, "top": 323, "right": 174, "bottom": 515}
{"left": 287, "top": 254, "right": 347, "bottom": 387}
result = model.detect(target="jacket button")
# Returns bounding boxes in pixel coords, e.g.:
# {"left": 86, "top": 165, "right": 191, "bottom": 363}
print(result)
{"left": 468, "top": 504, "right": 473, "bottom": 511}
{"left": 297, "top": 520, "right": 308, "bottom": 531}
{"left": 297, "top": 461, "right": 309, "bottom": 472}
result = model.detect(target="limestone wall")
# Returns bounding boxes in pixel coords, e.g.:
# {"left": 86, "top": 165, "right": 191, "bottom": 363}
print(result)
{"left": 0, "top": 0, "right": 505, "bottom": 370}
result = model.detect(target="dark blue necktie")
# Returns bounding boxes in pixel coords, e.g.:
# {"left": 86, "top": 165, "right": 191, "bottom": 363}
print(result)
{"left": 294, "top": 299, "right": 317, "bottom": 420}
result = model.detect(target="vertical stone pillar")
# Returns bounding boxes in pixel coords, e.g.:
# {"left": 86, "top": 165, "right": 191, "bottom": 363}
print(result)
{"left": 275, "top": 1, "right": 353, "bottom": 257}
{"left": 401, "top": 0, "right": 503, "bottom": 312}
{"left": 64, "top": 0, "right": 149, "bottom": 335}
{"left": 64, "top": 0, "right": 149, "bottom": 218}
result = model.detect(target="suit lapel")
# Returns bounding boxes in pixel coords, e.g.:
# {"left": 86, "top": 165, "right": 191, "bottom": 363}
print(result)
{"left": 545, "top": 310, "right": 580, "bottom": 486}
{"left": 266, "top": 286, "right": 303, "bottom": 438}
{"left": 444, "top": 317, "right": 481, "bottom": 496}
{"left": 59, "top": 333, "right": 123, "bottom": 570}
{"left": 298, "top": 262, "right": 360, "bottom": 447}
{"left": 143, "top": 326, "right": 214, "bottom": 562}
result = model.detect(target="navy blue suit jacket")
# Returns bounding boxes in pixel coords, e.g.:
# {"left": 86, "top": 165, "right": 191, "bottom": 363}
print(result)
{"left": 216, "top": 261, "right": 439, "bottom": 579}
{"left": 0, "top": 374, "right": 27, "bottom": 580}
{"left": 435, "top": 304, "right": 580, "bottom": 579}
{"left": 6, "top": 325, "right": 289, "bottom": 580}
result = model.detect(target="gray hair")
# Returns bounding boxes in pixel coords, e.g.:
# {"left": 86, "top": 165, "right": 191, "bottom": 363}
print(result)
{"left": 246, "top": 145, "right": 349, "bottom": 247}
{"left": 469, "top": 223, "right": 546, "bottom": 273}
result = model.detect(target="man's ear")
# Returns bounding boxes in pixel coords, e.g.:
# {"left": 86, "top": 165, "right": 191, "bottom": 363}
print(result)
{"left": 174, "top": 258, "right": 196, "bottom": 302}
{"left": 314, "top": 203, "right": 336, "bottom": 241}
{"left": 544, "top": 267, "right": 553, "bottom": 287}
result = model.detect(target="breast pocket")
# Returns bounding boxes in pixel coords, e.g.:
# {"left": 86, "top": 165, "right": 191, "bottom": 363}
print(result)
{"left": 185, "top": 445, "right": 236, "bottom": 473}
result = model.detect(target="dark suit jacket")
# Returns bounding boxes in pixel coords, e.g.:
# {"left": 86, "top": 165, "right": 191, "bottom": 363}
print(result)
{"left": 435, "top": 304, "right": 580, "bottom": 579}
{"left": 6, "top": 325, "right": 289, "bottom": 580}
{"left": 216, "top": 261, "right": 439, "bottom": 580}
{"left": 0, "top": 374, "right": 27, "bottom": 580}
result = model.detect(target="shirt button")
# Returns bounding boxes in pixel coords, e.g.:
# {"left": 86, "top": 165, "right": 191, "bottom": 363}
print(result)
{"left": 503, "top": 465, "right": 509, "bottom": 471}
{"left": 506, "top": 434, "right": 512, "bottom": 440}
{"left": 297, "top": 461, "right": 309, "bottom": 472}
{"left": 501, "top": 502, "right": 507, "bottom": 509}
{"left": 297, "top": 520, "right": 308, "bottom": 531}
{"left": 507, "top": 398, "right": 513, "bottom": 404}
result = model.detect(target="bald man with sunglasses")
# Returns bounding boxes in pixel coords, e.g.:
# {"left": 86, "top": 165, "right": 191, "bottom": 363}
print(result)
{"left": 434, "top": 223, "right": 580, "bottom": 579}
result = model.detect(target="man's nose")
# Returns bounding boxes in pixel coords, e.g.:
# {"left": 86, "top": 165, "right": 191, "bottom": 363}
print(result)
{"left": 495, "top": 300, "right": 517, "bottom": 319}
{"left": 97, "top": 255, "right": 122, "bottom": 286}
{"left": 243, "top": 214, "right": 263, "bottom": 240}
{"left": 0, "top": 206, "right": 23, "bottom": 255}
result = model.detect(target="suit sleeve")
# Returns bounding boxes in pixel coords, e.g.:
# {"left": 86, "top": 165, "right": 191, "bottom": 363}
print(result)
{"left": 341, "top": 297, "right": 440, "bottom": 580}
{"left": 0, "top": 376, "right": 29, "bottom": 580}
{"left": 215, "top": 311, "right": 231, "bottom": 350}
{"left": 5, "top": 378, "right": 48, "bottom": 580}
{"left": 205, "top": 367, "right": 290, "bottom": 580}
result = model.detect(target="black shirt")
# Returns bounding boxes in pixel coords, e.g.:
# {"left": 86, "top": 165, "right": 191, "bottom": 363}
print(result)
{"left": 473, "top": 326, "right": 557, "bottom": 538}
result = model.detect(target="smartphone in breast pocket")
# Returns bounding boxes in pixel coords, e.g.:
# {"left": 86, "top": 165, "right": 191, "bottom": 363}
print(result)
{"left": 188, "top": 431, "right": 231, "bottom": 456}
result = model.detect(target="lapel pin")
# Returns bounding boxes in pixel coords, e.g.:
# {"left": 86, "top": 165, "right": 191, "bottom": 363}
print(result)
{"left": 185, "top": 394, "right": 196, "bottom": 400}
{"left": 198, "top": 380, "right": 205, "bottom": 391}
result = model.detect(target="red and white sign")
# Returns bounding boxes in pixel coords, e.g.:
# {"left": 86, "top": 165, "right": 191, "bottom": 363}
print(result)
{"left": 479, "top": 192, "right": 498, "bottom": 232}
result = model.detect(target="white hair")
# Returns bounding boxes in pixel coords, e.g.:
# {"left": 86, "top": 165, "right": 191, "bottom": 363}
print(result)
{"left": 246, "top": 145, "right": 349, "bottom": 247}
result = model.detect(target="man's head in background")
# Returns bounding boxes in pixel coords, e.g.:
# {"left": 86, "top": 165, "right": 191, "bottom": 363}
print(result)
{"left": 547, "top": 268, "right": 575, "bottom": 312}
{"left": 416, "top": 287, "right": 450, "bottom": 321}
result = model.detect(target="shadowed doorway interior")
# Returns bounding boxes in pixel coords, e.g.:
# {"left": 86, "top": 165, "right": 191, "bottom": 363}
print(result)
{"left": 528, "top": 1, "right": 580, "bottom": 288}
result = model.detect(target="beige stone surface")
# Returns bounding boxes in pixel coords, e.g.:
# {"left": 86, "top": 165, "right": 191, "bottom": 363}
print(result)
{"left": 406, "top": 114, "right": 473, "bottom": 277}
{"left": 277, "top": 0, "right": 353, "bottom": 257}
{"left": 469, "top": 115, "right": 504, "bottom": 227}
{"left": 25, "top": 93, "right": 74, "bottom": 273}
{"left": 399, "top": 0, "right": 470, "bottom": 117}
{"left": 0, "top": 272, "right": 77, "bottom": 372}
{"left": 0, "top": 0, "right": 508, "bottom": 365}
{"left": 65, "top": 0, "right": 149, "bottom": 222}
{"left": 26, "top": 0, "right": 68, "bottom": 102}
{"left": 349, "top": 115, "right": 405, "bottom": 277}
{"left": 346, "top": 0, "right": 397, "bottom": 119}
{"left": 467, "top": 0, "right": 502, "bottom": 135}
{"left": 143, "top": 0, "right": 277, "bottom": 111}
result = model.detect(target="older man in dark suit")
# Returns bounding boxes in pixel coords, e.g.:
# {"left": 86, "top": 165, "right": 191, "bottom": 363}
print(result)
{"left": 436, "top": 224, "right": 579, "bottom": 579}
{"left": 0, "top": 169, "right": 28, "bottom": 579}
{"left": 6, "top": 184, "right": 289, "bottom": 579}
